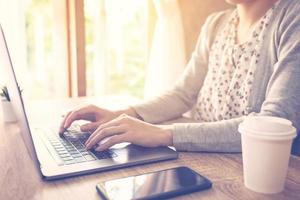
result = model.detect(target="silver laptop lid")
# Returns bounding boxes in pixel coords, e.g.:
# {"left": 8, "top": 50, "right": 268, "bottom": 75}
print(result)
{"left": 0, "top": 25, "right": 40, "bottom": 168}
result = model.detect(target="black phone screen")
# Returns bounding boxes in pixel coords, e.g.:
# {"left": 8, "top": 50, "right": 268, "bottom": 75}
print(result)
{"left": 96, "top": 166, "right": 212, "bottom": 200}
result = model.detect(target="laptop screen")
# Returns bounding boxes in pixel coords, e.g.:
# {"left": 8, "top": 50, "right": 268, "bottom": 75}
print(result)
{"left": 0, "top": 25, "right": 40, "bottom": 168}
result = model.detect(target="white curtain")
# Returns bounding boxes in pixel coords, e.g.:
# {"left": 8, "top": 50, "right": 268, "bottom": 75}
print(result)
{"left": 144, "top": 0, "right": 187, "bottom": 99}
{"left": 0, "top": 0, "right": 69, "bottom": 99}
{"left": 0, "top": 0, "right": 28, "bottom": 86}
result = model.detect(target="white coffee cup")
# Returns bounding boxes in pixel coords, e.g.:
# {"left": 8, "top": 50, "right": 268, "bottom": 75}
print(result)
{"left": 238, "top": 116, "right": 297, "bottom": 194}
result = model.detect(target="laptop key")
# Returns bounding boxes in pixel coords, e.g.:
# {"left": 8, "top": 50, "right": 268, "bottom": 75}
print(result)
{"left": 76, "top": 147, "right": 85, "bottom": 151}
{"left": 74, "top": 157, "right": 86, "bottom": 163}
{"left": 55, "top": 147, "right": 65, "bottom": 151}
{"left": 60, "top": 153, "right": 71, "bottom": 158}
{"left": 53, "top": 145, "right": 64, "bottom": 149}
{"left": 77, "top": 143, "right": 87, "bottom": 149}
{"left": 62, "top": 156, "right": 73, "bottom": 161}
{"left": 64, "top": 160, "right": 76, "bottom": 165}
{"left": 51, "top": 142, "right": 61, "bottom": 145}
{"left": 66, "top": 148, "right": 76, "bottom": 152}
{"left": 69, "top": 150, "right": 79, "bottom": 154}
{"left": 84, "top": 155, "right": 96, "bottom": 161}
{"left": 72, "top": 154, "right": 82, "bottom": 158}
{"left": 57, "top": 150, "right": 68, "bottom": 154}
{"left": 81, "top": 152, "right": 90, "bottom": 156}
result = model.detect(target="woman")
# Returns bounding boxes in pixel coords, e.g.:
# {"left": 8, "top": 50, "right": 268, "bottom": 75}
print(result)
{"left": 59, "top": 0, "right": 300, "bottom": 153}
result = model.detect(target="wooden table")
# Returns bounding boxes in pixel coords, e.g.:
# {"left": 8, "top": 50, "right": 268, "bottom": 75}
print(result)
{"left": 0, "top": 97, "right": 300, "bottom": 200}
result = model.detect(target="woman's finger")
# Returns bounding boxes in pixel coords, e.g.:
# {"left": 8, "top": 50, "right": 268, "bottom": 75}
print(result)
{"left": 59, "top": 111, "right": 72, "bottom": 134}
{"left": 96, "top": 113, "right": 130, "bottom": 131}
{"left": 95, "top": 135, "right": 126, "bottom": 151}
{"left": 89, "top": 115, "right": 124, "bottom": 135}
{"left": 85, "top": 125, "right": 125, "bottom": 149}
{"left": 80, "top": 122, "right": 101, "bottom": 132}
{"left": 63, "top": 105, "right": 96, "bottom": 129}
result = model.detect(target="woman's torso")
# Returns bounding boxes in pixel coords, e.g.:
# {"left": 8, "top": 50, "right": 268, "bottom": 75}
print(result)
{"left": 194, "top": 4, "right": 278, "bottom": 122}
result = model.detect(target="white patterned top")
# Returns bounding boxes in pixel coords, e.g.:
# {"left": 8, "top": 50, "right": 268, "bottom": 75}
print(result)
{"left": 194, "top": 6, "right": 276, "bottom": 122}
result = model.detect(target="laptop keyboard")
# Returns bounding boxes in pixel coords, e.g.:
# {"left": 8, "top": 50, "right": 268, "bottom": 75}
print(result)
{"left": 43, "top": 124, "right": 117, "bottom": 165}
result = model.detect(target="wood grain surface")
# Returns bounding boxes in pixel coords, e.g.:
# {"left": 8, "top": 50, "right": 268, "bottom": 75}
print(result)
{"left": 0, "top": 97, "right": 299, "bottom": 200}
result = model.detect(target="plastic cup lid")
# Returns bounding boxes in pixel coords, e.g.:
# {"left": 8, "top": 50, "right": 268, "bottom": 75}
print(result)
{"left": 239, "top": 116, "right": 297, "bottom": 138}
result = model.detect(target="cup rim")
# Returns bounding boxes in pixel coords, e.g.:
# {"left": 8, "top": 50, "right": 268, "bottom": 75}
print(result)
{"left": 239, "top": 123, "right": 297, "bottom": 140}
{"left": 243, "top": 116, "right": 292, "bottom": 126}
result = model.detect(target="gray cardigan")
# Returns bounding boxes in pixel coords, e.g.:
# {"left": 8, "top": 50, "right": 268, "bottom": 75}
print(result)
{"left": 133, "top": 0, "right": 300, "bottom": 155}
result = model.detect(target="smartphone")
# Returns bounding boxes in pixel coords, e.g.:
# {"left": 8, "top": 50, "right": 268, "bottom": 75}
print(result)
{"left": 96, "top": 166, "right": 212, "bottom": 200}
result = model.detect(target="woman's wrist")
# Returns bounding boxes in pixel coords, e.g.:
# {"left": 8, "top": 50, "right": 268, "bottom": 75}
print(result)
{"left": 159, "top": 125, "right": 174, "bottom": 146}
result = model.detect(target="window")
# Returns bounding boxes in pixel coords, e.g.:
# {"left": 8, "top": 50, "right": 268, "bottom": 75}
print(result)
{"left": 25, "top": 0, "right": 68, "bottom": 99}
{"left": 85, "top": 0, "right": 147, "bottom": 98}
{"left": 0, "top": 0, "right": 147, "bottom": 99}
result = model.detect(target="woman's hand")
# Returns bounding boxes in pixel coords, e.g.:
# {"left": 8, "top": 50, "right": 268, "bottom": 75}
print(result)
{"left": 85, "top": 114, "right": 174, "bottom": 151}
{"left": 59, "top": 104, "right": 119, "bottom": 134}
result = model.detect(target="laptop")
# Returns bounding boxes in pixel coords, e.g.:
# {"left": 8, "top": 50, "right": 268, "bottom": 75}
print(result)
{"left": 0, "top": 25, "right": 178, "bottom": 180}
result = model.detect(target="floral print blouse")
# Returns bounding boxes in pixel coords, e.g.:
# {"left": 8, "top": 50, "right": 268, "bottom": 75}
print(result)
{"left": 194, "top": 5, "right": 276, "bottom": 122}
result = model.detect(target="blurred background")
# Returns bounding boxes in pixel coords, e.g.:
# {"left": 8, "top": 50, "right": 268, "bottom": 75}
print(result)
{"left": 0, "top": 0, "right": 230, "bottom": 101}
